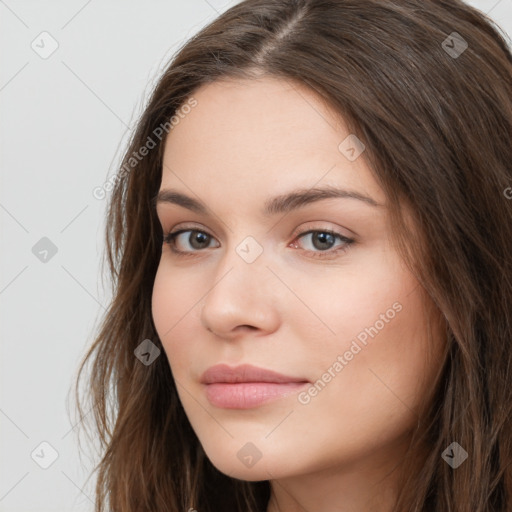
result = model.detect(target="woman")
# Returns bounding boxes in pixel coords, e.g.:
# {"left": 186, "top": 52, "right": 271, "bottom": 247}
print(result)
{"left": 75, "top": 0, "right": 512, "bottom": 510}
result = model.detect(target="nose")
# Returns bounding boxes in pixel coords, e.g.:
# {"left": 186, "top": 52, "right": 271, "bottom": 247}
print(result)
{"left": 200, "top": 241, "right": 281, "bottom": 340}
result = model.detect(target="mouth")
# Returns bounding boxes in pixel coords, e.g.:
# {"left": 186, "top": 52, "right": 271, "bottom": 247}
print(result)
{"left": 200, "top": 364, "right": 310, "bottom": 409}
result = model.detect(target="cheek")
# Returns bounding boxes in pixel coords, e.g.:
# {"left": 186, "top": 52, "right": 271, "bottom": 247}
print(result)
{"left": 296, "top": 253, "right": 433, "bottom": 410}
{"left": 305, "top": 275, "right": 433, "bottom": 428}
{"left": 151, "top": 264, "right": 199, "bottom": 368}
{"left": 290, "top": 247, "right": 412, "bottom": 357}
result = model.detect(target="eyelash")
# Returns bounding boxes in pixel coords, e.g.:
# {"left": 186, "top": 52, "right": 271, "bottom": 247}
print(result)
{"left": 162, "top": 225, "right": 355, "bottom": 260}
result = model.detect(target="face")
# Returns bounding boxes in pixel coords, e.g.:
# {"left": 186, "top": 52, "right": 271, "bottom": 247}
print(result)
{"left": 152, "top": 76, "right": 442, "bottom": 482}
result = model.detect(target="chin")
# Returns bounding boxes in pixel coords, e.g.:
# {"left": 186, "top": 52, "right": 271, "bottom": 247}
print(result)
{"left": 202, "top": 444, "right": 292, "bottom": 482}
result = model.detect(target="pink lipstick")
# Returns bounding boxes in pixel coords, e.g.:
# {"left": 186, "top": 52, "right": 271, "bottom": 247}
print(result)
{"left": 200, "top": 364, "right": 309, "bottom": 409}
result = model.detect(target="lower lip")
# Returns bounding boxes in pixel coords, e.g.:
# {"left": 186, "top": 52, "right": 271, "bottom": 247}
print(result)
{"left": 204, "top": 382, "right": 310, "bottom": 409}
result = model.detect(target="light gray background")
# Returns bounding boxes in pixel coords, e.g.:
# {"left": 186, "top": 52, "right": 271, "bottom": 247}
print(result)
{"left": 1, "top": 1, "right": 511, "bottom": 510}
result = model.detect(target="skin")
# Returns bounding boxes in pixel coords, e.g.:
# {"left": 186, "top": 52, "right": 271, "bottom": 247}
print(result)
{"left": 151, "top": 76, "right": 444, "bottom": 512}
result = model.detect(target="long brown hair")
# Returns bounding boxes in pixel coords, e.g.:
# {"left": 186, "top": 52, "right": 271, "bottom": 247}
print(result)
{"left": 73, "top": 0, "right": 512, "bottom": 510}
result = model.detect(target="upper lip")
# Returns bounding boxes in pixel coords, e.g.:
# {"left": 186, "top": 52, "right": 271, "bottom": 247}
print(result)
{"left": 200, "top": 364, "right": 309, "bottom": 384}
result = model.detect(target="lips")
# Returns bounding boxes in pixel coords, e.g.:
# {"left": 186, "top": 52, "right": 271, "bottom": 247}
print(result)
{"left": 200, "top": 364, "right": 310, "bottom": 409}
{"left": 200, "top": 363, "right": 309, "bottom": 384}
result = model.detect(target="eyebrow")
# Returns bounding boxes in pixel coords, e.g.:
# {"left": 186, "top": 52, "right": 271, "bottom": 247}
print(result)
{"left": 153, "top": 185, "right": 381, "bottom": 216}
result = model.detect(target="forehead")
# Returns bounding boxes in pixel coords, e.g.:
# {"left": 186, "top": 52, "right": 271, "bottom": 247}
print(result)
{"left": 160, "top": 77, "right": 385, "bottom": 207}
